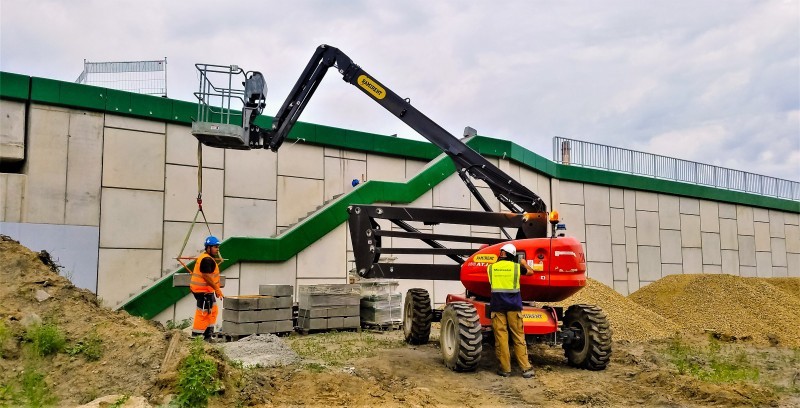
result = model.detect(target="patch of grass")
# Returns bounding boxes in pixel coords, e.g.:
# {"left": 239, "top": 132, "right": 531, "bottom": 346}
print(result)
{"left": 24, "top": 322, "right": 66, "bottom": 357}
{"left": 175, "top": 338, "right": 221, "bottom": 408}
{"left": 109, "top": 394, "right": 130, "bottom": 408}
{"left": 303, "top": 362, "right": 327, "bottom": 373}
{"left": 665, "top": 335, "right": 759, "bottom": 383}
{"left": 0, "top": 365, "right": 58, "bottom": 407}
{"left": 65, "top": 331, "right": 103, "bottom": 361}
{"left": 166, "top": 318, "right": 193, "bottom": 330}
{"left": 289, "top": 331, "right": 406, "bottom": 367}
{"left": 0, "top": 320, "right": 11, "bottom": 358}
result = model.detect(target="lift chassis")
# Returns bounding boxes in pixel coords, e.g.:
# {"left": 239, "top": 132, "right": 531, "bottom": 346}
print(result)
{"left": 193, "top": 44, "right": 611, "bottom": 372}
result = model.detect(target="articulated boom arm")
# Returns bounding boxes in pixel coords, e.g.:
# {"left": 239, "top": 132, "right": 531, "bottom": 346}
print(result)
{"left": 254, "top": 44, "right": 547, "bottom": 217}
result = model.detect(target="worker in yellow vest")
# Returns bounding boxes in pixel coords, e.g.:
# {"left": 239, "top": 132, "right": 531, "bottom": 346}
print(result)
{"left": 488, "top": 243, "right": 535, "bottom": 378}
{"left": 190, "top": 236, "right": 224, "bottom": 340}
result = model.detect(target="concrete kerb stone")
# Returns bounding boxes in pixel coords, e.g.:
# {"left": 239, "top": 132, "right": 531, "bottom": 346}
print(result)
{"left": 259, "top": 284, "right": 293, "bottom": 297}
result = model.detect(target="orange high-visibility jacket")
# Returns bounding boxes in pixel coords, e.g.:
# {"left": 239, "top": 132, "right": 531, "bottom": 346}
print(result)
{"left": 190, "top": 252, "right": 220, "bottom": 293}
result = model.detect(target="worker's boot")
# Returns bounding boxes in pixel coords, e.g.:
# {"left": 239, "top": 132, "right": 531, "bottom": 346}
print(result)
{"left": 522, "top": 368, "right": 535, "bottom": 379}
{"left": 203, "top": 326, "right": 214, "bottom": 342}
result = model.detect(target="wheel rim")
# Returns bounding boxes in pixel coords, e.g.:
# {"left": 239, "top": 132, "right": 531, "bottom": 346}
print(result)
{"left": 442, "top": 316, "right": 456, "bottom": 356}
{"left": 570, "top": 321, "right": 587, "bottom": 351}
{"left": 403, "top": 299, "right": 413, "bottom": 337}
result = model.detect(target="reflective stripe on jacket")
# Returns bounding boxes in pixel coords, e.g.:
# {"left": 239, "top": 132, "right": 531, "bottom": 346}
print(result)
{"left": 190, "top": 252, "right": 220, "bottom": 293}
{"left": 487, "top": 260, "right": 523, "bottom": 312}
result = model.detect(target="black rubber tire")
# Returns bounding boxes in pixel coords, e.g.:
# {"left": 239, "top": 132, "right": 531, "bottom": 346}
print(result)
{"left": 440, "top": 302, "right": 482, "bottom": 372}
{"left": 562, "top": 304, "right": 612, "bottom": 371}
{"left": 403, "top": 288, "right": 432, "bottom": 345}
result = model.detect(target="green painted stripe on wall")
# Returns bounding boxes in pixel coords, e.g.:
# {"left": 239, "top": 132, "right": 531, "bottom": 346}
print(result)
{"left": 0, "top": 72, "right": 31, "bottom": 100}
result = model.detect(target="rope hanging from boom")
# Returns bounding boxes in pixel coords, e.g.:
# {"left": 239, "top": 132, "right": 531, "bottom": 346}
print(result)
{"left": 174, "top": 142, "right": 214, "bottom": 273}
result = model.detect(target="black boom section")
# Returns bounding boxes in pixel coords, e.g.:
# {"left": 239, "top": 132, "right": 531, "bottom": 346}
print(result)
{"left": 348, "top": 205, "right": 546, "bottom": 279}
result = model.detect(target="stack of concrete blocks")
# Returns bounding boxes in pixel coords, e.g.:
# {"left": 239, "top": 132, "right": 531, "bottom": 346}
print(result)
{"left": 221, "top": 284, "right": 294, "bottom": 337}
{"left": 297, "top": 284, "right": 360, "bottom": 331}
{"left": 359, "top": 279, "right": 402, "bottom": 328}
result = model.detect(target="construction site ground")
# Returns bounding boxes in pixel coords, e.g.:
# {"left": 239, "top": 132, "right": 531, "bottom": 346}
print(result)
{"left": 1, "top": 235, "right": 799, "bottom": 407}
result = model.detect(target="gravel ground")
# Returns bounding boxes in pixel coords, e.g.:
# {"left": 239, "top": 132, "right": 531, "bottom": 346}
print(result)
{"left": 218, "top": 334, "right": 300, "bottom": 368}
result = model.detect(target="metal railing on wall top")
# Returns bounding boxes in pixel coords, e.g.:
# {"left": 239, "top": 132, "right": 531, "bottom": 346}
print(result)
{"left": 553, "top": 137, "right": 799, "bottom": 201}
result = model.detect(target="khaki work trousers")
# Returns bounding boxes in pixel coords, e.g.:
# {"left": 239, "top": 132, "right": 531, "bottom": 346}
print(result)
{"left": 491, "top": 310, "right": 532, "bottom": 373}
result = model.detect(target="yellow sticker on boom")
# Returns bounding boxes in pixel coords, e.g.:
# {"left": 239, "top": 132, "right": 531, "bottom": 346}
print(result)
{"left": 358, "top": 75, "right": 386, "bottom": 100}
{"left": 474, "top": 254, "right": 498, "bottom": 263}
{"left": 522, "top": 312, "right": 549, "bottom": 323}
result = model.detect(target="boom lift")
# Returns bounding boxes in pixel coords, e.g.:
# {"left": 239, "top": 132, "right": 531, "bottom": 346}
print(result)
{"left": 193, "top": 44, "right": 611, "bottom": 371}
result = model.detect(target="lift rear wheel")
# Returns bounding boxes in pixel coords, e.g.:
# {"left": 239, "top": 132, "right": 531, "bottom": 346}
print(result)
{"left": 403, "top": 288, "right": 432, "bottom": 345}
{"left": 562, "top": 304, "right": 612, "bottom": 370}
{"left": 440, "top": 302, "right": 482, "bottom": 371}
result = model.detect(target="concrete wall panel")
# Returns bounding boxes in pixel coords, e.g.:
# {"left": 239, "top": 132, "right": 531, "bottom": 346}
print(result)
{"left": 297, "top": 224, "right": 347, "bottom": 278}
{"left": 627, "top": 262, "right": 640, "bottom": 293}
{"left": 658, "top": 195, "right": 680, "bottom": 230}
{"left": 638, "top": 246, "right": 661, "bottom": 281}
{"left": 660, "top": 230, "right": 682, "bottom": 264}
{"left": 769, "top": 211, "right": 785, "bottom": 238}
{"left": 609, "top": 188, "right": 624, "bottom": 209}
{"left": 610, "top": 209, "right": 625, "bottom": 244}
{"left": 102, "top": 128, "right": 165, "bottom": 190}
{"left": 587, "top": 261, "right": 613, "bottom": 287}
{"left": 719, "top": 219, "right": 738, "bottom": 250}
{"left": 788, "top": 253, "right": 799, "bottom": 277}
{"left": 718, "top": 203, "right": 736, "bottom": 219}
{"left": 105, "top": 114, "right": 165, "bottom": 134}
{"left": 405, "top": 159, "right": 427, "bottom": 179}
{"left": 98, "top": 248, "right": 161, "bottom": 307}
{"left": 738, "top": 236, "right": 757, "bottom": 267}
{"left": 433, "top": 280, "right": 467, "bottom": 305}
{"left": 433, "top": 174, "right": 470, "bottom": 209}
{"left": 681, "top": 214, "right": 702, "bottom": 248}
{"left": 682, "top": 247, "right": 702, "bottom": 274}
{"left": 785, "top": 213, "right": 800, "bottom": 226}
{"left": 164, "top": 165, "right": 223, "bottom": 223}
{"left": 679, "top": 197, "right": 700, "bottom": 215}
{"left": 756, "top": 252, "right": 772, "bottom": 277}
{"left": 226, "top": 148, "right": 277, "bottom": 200}
{"left": 66, "top": 111, "right": 104, "bottom": 226}
{"left": 740, "top": 266, "right": 757, "bottom": 277}
{"left": 736, "top": 206, "right": 755, "bottom": 236}
{"left": 699, "top": 201, "right": 720, "bottom": 233}
{"left": 586, "top": 225, "right": 612, "bottom": 262}
{"left": 166, "top": 123, "right": 223, "bottom": 168}
{"left": 559, "top": 204, "right": 586, "bottom": 243}
{"left": 753, "top": 208, "right": 769, "bottom": 223}
{"left": 324, "top": 147, "right": 366, "bottom": 161}
{"left": 276, "top": 176, "right": 324, "bottom": 227}
{"left": 25, "top": 106, "right": 69, "bottom": 224}
{"left": 0, "top": 100, "right": 25, "bottom": 161}
{"left": 704, "top": 265, "right": 722, "bottom": 274}
{"left": 786, "top": 225, "right": 800, "bottom": 253}
{"left": 635, "top": 191, "right": 658, "bottom": 211}
{"left": 623, "top": 190, "right": 636, "bottom": 227}
{"left": 0, "top": 174, "right": 25, "bottom": 222}
{"left": 773, "top": 267, "right": 788, "bottom": 277}
{"left": 584, "top": 185, "right": 610, "bottom": 226}
{"left": 366, "top": 153, "right": 406, "bottom": 183}
{"left": 223, "top": 197, "right": 276, "bottom": 238}
{"left": 625, "top": 227, "right": 638, "bottom": 262}
{"left": 470, "top": 186, "right": 501, "bottom": 212}
{"left": 662, "top": 264, "right": 683, "bottom": 277}
{"left": 636, "top": 211, "right": 660, "bottom": 246}
{"left": 721, "top": 250, "right": 740, "bottom": 275}
{"left": 324, "top": 156, "right": 365, "bottom": 201}
{"left": 613, "top": 281, "right": 629, "bottom": 296}
{"left": 771, "top": 238, "right": 787, "bottom": 267}
{"left": 560, "top": 181, "right": 584, "bottom": 205}
{"left": 100, "top": 188, "right": 163, "bottom": 248}
{"left": 754, "top": 222, "right": 771, "bottom": 252}
{"left": 612, "top": 244, "right": 626, "bottom": 280}
{"left": 277, "top": 143, "right": 323, "bottom": 179}
{"left": 701, "top": 233, "right": 722, "bottom": 265}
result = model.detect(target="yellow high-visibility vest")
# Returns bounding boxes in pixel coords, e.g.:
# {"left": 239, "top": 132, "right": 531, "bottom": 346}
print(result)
{"left": 190, "top": 252, "right": 219, "bottom": 293}
{"left": 487, "top": 260, "right": 520, "bottom": 293}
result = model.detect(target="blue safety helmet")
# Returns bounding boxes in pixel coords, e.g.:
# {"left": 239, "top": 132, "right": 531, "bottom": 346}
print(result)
{"left": 204, "top": 236, "right": 220, "bottom": 247}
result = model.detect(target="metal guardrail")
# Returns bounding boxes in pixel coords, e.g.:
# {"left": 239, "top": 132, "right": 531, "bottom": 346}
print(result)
{"left": 553, "top": 137, "right": 800, "bottom": 201}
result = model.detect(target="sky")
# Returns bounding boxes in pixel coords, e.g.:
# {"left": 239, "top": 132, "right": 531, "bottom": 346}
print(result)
{"left": 1, "top": 0, "right": 799, "bottom": 182}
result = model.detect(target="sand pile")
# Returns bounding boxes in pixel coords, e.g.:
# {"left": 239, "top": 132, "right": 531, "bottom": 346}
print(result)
{"left": 629, "top": 274, "right": 800, "bottom": 346}
{"left": 547, "top": 278, "right": 681, "bottom": 342}
{"left": 0, "top": 235, "right": 172, "bottom": 406}
{"left": 760, "top": 277, "right": 800, "bottom": 299}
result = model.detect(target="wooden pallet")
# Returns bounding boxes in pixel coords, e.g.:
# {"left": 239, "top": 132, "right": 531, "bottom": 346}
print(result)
{"left": 361, "top": 321, "right": 403, "bottom": 332}
{"left": 295, "top": 326, "right": 361, "bottom": 335}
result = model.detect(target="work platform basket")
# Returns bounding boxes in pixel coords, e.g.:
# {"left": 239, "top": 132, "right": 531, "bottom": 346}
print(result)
{"left": 192, "top": 63, "right": 266, "bottom": 150}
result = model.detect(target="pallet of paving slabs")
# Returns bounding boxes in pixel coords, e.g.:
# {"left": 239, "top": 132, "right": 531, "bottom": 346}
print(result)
{"left": 360, "top": 293, "right": 402, "bottom": 326}
{"left": 221, "top": 291, "right": 293, "bottom": 337}
{"left": 297, "top": 284, "right": 360, "bottom": 331}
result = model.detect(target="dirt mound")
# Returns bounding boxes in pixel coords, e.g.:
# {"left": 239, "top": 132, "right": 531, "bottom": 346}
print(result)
{"left": 760, "top": 277, "right": 800, "bottom": 299}
{"left": 0, "top": 235, "right": 173, "bottom": 406}
{"left": 547, "top": 278, "right": 680, "bottom": 342}
{"left": 629, "top": 274, "right": 800, "bottom": 346}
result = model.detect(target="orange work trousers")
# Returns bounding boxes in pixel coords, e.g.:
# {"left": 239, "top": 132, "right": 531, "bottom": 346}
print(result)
{"left": 191, "top": 292, "right": 218, "bottom": 335}
{"left": 491, "top": 310, "right": 532, "bottom": 373}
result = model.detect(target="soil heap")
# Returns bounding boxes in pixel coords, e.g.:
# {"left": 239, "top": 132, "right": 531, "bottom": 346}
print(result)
{"left": 629, "top": 274, "right": 800, "bottom": 346}
{"left": 548, "top": 278, "right": 681, "bottom": 342}
{"left": 0, "top": 235, "right": 173, "bottom": 406}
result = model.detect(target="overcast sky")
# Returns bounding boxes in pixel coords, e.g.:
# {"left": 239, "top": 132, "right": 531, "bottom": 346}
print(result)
{"left": 1, "top": 1, "right": 798, "bottom": 181}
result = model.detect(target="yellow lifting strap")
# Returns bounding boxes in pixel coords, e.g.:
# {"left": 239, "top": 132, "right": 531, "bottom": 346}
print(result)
{"left": 175, "top": 141, "right": 214, "bottom": 273}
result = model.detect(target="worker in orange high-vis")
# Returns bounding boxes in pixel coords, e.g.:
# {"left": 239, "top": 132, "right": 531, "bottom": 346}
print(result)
{"left": 190, "top": 236, "right": 223, "bottom": 341}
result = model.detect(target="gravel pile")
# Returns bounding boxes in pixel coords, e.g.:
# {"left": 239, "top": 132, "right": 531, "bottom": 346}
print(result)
{"left": 218, "top": 334, "right": 300, "bottom": 368}
{"left": 629, "top": 274, "right": 800, "bottom": 346}
{"left": 548, "top": 278, "right": 681, "bottom": 342}
{"left": 760, "top": 277, "right": 800, "bottom": 299}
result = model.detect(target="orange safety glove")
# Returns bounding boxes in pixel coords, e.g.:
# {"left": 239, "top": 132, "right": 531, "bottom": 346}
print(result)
{"left": 215, "top": 289, "right": 224, "bottom": 299}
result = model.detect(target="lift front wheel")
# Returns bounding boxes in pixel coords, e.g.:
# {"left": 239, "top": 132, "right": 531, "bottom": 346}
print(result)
{"left": 562, "top": 304, "right": 612, "bottom": 370}
{"left": 403, "top": 288, "right": 432, "bottom": 345}
{"left": 440, "top": 302, "right": 482, "bottom": 371}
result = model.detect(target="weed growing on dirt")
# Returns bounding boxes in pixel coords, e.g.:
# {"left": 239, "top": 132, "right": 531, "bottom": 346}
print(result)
{"left": 666, "top": 335, "right": 759, "bottom": 383}
{"left": 109, "top": 394, "right": 130, "bottom": 408}
{"left": 175, "top": 338, "right": 221, "bottom": 408}
{"left": 24, "top": 322, "right": 66, "bottom": 357}
{"left": 0, "top": 364, "right": 58, "bottom": 407}
{"left": 0, "top": 320, "right": 11, "bottom": 358}
{"left": 166, "top": 318, "right": 193, "bottom": 330}
{"left": 289, "top": 331, "right": 406, "bottom": 367}
{"left": 65, "top": 331, "right": 103, "bottom": 361}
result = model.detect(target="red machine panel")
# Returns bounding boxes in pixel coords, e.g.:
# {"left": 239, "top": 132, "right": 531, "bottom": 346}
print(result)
{"left": 460, "top": 237, "right": 586, "bottom": 302}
